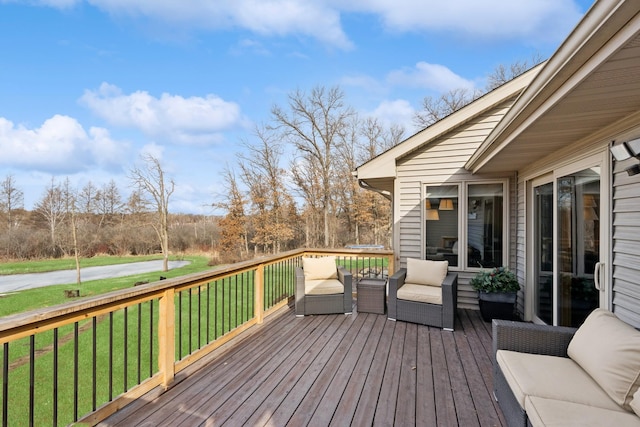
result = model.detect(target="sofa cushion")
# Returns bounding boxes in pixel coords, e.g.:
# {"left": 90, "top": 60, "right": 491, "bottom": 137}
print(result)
{"left": 526, "top": 396, "right": 640, "bottom": 427}
{"left": 405, "top": 258, "right": 448, "bottom": 287}
{"left": 568, "top": 308, "right": 640, "bottom": 411}
{"left": 497, "top": 350, "right": 623, "bottom": 411}
{"left": 305, "top": 279, "right": 344, "bottom": 295}
{"left": 397, "top": 283, "right": 441, "bottom": 305}
{"left": 631, "top": 389, "right": 640, "bottom": 417}
{"left": 302, "top": 256, "right": 338, "bottom": 281}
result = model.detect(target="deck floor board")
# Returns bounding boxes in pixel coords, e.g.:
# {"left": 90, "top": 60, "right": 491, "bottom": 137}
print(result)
{"left": 100, "top": 308, "right": 505, "bottom": 427}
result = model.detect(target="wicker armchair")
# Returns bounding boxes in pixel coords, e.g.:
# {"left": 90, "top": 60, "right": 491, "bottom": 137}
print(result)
{"left": 492, "top": 320, "right": 578, "bottom": 427}
{"left": 295, "top": 256, "right": 353, "bottom": 317}
{"left": 387, "top": 259, "right": 458, "bottom": 330}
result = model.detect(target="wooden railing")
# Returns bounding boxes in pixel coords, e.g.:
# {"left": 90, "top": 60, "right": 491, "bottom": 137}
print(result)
{"left": 0, "top": 248, "right": 393, "bottom": 426}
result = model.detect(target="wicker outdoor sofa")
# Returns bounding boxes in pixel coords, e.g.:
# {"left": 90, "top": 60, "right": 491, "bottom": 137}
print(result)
{"left": 493, "top": 309, "right": 640, "bottom": 427}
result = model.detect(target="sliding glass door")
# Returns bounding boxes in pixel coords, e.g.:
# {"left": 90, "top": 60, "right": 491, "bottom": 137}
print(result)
{"left": 557, "top": 168, "right": 600, "bottom": 327}
{"left": 531, "top": 154, "right": 606, "bottom": 326}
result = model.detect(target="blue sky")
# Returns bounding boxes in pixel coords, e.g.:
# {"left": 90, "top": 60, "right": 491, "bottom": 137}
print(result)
{"left": 0, "top": 0, "right": 594, "bottom": 214}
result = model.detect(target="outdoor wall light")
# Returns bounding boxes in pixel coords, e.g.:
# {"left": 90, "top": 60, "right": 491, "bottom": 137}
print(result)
{"left": 610, "top": 138, "right": 640, "bottom": 176}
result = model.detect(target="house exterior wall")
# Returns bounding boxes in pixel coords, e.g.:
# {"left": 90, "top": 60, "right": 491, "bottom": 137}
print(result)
{"left": 611, "top": 128, "right": 640, "bottom": 328}
{"left": 393, "top": 101, "right": 516, "bottom": 309}
{"left": 514, "top": 122, "right": 640, "bottom": 328}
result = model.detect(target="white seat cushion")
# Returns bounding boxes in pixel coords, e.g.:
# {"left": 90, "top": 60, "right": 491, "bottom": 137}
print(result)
{"left": 305, "top": 279, "right": 344, "bottom": 295}
{"left": 526, "top": 396, "right": 640, "bottom": 427}
{"left": 405, "top": 258, "right": 448, "bottom": 287}
{"left": 497, "top": 350, "right": 624, "bottom": 412}
{"left": 568, "top": 308, "right": 640, "bottom": 411}
{"left": 302, "top": 256, "right": 338, "bottom": 280}
{"left": 397, "top": 283, "right": 441, "bottom": 305}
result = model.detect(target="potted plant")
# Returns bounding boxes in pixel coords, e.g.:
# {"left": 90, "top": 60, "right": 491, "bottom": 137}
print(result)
{"left": 470, "top": 266, "right": 520, "bottom": 322}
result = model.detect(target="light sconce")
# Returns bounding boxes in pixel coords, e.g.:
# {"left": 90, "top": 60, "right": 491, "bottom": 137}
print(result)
{"left": 426, "top": 209, "right": 440, "bottom": 221}
{"left": 439, "top": 199, "right": 454, "bottom": 210}
{"left": 610, "top": 138, "right": 640, "bottom": 176}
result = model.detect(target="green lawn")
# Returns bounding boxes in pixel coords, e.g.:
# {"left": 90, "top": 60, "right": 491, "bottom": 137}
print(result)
{"left": 0, "top": 255, "right": 173, "bottom": 275}
{"left": 0, "top": 255, "right": 212, "bottom": 318}
{"left": 0, "top": 255, "right": 297, "bottom": 426}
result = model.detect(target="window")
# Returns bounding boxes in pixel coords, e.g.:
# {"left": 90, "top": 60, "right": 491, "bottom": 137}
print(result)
{"left": 424, "top": 181, "right": 506, "bottom": 270}
{"left": 467, "top": 183, "right": 503, "bottom": 268}
{"left": 425, "top": 185, "right": 459, "bottom": 267}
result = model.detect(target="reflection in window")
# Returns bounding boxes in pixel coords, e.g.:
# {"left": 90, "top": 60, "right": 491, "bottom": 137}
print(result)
{"left": 468, "top": 183, "right": 503, "bottom": 268}
{"left": 425, "top": 185, "right": 458, "bottom": 267}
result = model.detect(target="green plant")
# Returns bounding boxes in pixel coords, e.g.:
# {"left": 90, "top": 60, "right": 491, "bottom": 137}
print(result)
{"left": 470, "top": 266, "right": 520, "bottom": 293}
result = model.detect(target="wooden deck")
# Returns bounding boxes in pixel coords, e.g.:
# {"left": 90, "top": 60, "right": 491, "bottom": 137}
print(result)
{"left": 101, "top": 306, "right": 505, "bottom": 426}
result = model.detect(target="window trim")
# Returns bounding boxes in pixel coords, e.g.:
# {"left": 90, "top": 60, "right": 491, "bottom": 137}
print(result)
{"left": 422, "top": 179, "right": 509, "bottom": 272}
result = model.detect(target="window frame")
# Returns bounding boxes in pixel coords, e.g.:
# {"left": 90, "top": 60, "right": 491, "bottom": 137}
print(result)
{"left": 423, "top": 179, "right": 509, "bottom": 272}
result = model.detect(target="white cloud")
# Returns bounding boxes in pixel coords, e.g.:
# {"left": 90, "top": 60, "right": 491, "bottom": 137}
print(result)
{"left": 80, "top": 83, "right": 245, "bottom": 145}
{"left": 0, "top": 115, "right": 127, "bottom": 173}
{"left": 341, "top": 0, "right": 583, "bottom": 43}
{"left": 19, "top": 0, "right": 584, "bottom": 48}
{"left": 387, "top": 62, "right": 476, "bottom": 93}
{"left": 368, "top": 99, "right": 415, "bottom": 131}
{"left": 86, "top": 0, "right": 352, "bottom": 49}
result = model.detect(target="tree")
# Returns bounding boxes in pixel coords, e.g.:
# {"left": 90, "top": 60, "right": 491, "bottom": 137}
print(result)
{"left": 0, "top": 174, "right": 24, "bottom": 230}
{"left": 35, "top": 177, "right": 66, "bottom": 257}
{"left": 216, "top": 166, "right": 248, "bottom": 262}
{"left": 238, "top": 125, "right": 295, "bottom": 254}
{"left": 271, "top": 86, "right": 355, "bottom": 247}
{"left": 414, "top": 55, "right": 544, "bottom": 129}
{"left": 413, "top": 88, "right": 482, "bottom": 128}
{"left": 485, "top": 53, "right": 543, "bottom": 91}
{"left": 128, "top": 154, "right": 175, "bottom": 272}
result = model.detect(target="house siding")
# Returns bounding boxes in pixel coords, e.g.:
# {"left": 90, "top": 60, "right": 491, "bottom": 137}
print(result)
{"left": 395, "top": 101, "right": 515, "bottom": 310}
{"left": 612, "top": 165, "right": 640, "bottom": 327}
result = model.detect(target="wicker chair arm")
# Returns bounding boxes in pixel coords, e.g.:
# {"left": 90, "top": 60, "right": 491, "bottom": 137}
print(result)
{"left": 337, "top": 266, "right": 352, "bottom": 295}
{"left": 492, "top": 319, "right": 577, "bottom": 359}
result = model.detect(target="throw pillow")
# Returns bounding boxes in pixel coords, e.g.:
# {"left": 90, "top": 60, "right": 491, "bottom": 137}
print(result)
{"left": 302, "top": 256, "right": 338, "bottom": 281}
{"left": 405, "top": 258, "right": 448, "bottom": 287}
{"left": 567, "top": 308, "right": 640, "bottom": 411}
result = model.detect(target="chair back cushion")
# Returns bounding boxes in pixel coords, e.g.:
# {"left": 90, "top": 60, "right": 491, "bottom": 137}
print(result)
{"left": 567, "top": 308, "right": 640, "bottom": 411}
{"left": 302, "top": 256, "right": 338, "bottom": 281}
{"left": 405, "top": 258, "right": 448, "bottom": 287}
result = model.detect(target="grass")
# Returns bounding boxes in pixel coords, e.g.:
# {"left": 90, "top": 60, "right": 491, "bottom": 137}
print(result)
{"left": 0, "top": 254, "right": 298, "bottom": 426}
{"left": 0, "top": 255, "right": 212, "bottom": 318}
{"left": 0, "top": 255, "right": 171, "bottom": 275}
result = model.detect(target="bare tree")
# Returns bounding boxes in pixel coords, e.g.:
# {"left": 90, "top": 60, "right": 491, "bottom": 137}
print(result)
{"left": 271, "top": 86, "right": 355, "bottom": 247}
{"left": 413, "top": 88, "right": 482, "bottom": 129}
{"left": 414, "top": 55, "right": 544, "bottom": 130}
{"left": 485, "top": 53, "right": 543, "bottom": 91}
{"left": 0, "top": 174, "right": 24, "bottom": 230}
{"left": 128, "top": 154, "right": 175, "bottom": 272}
{"left": 237, "top": 125, "right": 295, "bottom": 254}
{"left": 35, "top": 177, "right": 66, "bottom": 257}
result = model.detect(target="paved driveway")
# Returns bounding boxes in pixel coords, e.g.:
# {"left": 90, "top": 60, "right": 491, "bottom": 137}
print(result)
{"left": 0, "top": 260, "right": 191, "bottom": 293}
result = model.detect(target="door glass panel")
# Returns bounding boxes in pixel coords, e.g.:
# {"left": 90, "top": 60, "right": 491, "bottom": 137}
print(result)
{"left": 557, "top": 168, "right": 600, "bottom": 327}
{"left": 468, "top": 183, "right": 503, "bottom": 268}
{"left": 534, "top": 182, "right": 553, "bottom": 324}
{"left": 425, "top": 185, "right": 458, "bottom": 267}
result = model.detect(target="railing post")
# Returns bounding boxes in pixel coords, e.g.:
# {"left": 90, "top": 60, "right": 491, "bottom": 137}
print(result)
{"left": 159, "top": 288, "right": 175, "bottom": 389}
{"left": 388, "top": 255, "right": 395, "bottom": 276}
{"left": 255, "top": 264, "right": 264, "bottom": 324}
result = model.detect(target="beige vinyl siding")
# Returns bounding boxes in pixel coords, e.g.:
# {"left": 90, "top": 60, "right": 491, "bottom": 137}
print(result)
{"left": 612, "top": 167, "right": 640, "bottom": 328}
{"left": 515, "top": 178, "right": 526, "bottom": 317}
{"left": 395, "top": 100, "right": 515, "bottom": 309}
